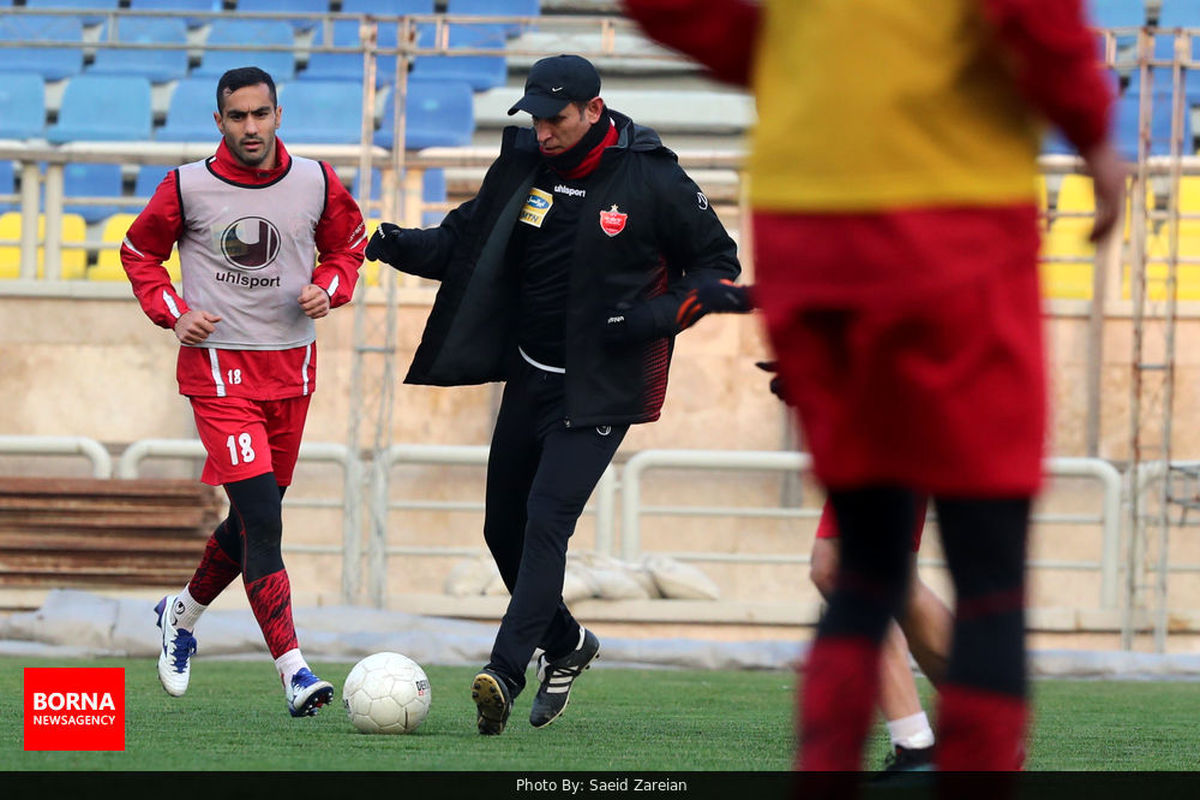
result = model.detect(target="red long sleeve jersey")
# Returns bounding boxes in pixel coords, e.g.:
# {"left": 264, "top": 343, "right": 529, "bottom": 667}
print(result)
{"left": 122, "top": 139, "right": 366, "bottom": 400}
{"left": 623, "top": 0, "right": 1112, "bottom": 162}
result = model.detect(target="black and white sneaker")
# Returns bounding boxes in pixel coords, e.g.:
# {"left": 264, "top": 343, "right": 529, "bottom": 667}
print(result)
{"left": 529, "top": 628, "right": 600, "bottom": 729}
{"left": 472, "top": 668, "right": 513, "bottom": 735}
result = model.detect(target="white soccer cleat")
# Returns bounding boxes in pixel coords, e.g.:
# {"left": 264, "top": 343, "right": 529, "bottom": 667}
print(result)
{"left": 286, "top": 667, "right": 334, "bottom": 717}
{"left": 155, "top": 595, "right": 197, "bottom": 697}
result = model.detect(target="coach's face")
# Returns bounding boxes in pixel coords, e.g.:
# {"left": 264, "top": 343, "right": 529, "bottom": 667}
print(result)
{"left": 215, "top": 82, "right": 282, "bottom": 169}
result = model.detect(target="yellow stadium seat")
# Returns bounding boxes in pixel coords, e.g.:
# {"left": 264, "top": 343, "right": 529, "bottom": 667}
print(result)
{"left": 0, "top": 212, "right": 88, "bottom": 279}
{"left": 1035, "top": 174, "right": 1049, "bottom": 215}
{"left": 91, "top": 213, "right": 181, "bottom": 282}
{"left": 1125, "top": 224, "right": 1200, "bottom": 301}
{"left": 1055, "top": 174, "right": 1095, "bottom": 213}
{"left": 361, "top": 260, "right": 381, "bottom": 287}
{"left": 1040, "top": 218, "right": 1095, "bottom": 299}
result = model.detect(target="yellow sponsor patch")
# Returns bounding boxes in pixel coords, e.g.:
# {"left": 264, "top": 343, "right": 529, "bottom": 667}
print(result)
{"left": 519, "top": 187, "right": 554, "bottom": 228}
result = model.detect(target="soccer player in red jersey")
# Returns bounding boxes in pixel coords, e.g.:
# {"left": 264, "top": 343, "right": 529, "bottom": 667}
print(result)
{"left": 626, "top": 0, "right": 1123, "bottom": 780}
{"left": 122, "top": 67, "right": 365, "bottom": 717}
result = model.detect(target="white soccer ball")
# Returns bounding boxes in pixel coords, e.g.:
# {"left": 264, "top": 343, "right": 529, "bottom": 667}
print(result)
{"left": 342, "top": 652, "right": 432, "bottom": 734}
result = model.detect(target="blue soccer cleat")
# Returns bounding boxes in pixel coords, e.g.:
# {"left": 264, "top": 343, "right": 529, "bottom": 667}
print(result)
{"left": 155, "top": 594, "right": 197, "bottom": 697}
{"left": 285, "top": 667, "right": 334, "bottom": 717}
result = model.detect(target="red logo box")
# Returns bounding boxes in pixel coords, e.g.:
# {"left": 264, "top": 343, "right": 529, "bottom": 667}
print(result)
{"left": 24, "top": 667, "right": 125, "bottom": 751}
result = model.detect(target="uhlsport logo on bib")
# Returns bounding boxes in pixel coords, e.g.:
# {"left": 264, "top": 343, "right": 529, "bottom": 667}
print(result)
{"left": 221, "top": 216, "right": 281, "bottom": 270}
{"left": 24, "top": 667, "right": 125, "bottom": 751}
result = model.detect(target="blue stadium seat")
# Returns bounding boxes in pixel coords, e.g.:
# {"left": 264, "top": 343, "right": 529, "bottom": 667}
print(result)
{"left": 135, "top": 164, "right": 173, "bottom": 198}
{"left": 411, "top": 23, "right": 508, "bottom": 91}
{"left": 0, "top": 160, "right": 15, "bottom": 214}
{"left": 89, "top": 17, "right": 190, "bottom": 84}
{"left": 1087, "top": 0, "right": 1147, "bottom": 27}
{"left": 0, "top": 73, "right": 47, "bottom": 140}
{"left": 128, "top": 0, "right": 221, "bottom": 25}
{"left": 276, "top": 81, "right": 365, "bottom": 144}
{"left": 237, "top": 0, "right": 330, "bottom": 32}
{"left": 340, "top": 0, "right": 432, "bottom": 16}
{"left": 157, "top": 78, "right": 220, "bottom": 142}
{"left": 322, "top": 1, "right": 434, "bottom": 85}
{"left": 1042, "top": 128, "right": 1077, "bottom": 156}
{"left": 61, "top": 162, "right": 124, "bottom": 224}
{"left": 0, "top": 15, "right": 85, "bottom": 81}
{"left": 193, "top": 19, "right": 298, "bottom": 81}
{"left": 447, "top": 0, "right": 539, "bottom": 38}
{"left": 374, "top": 80, "right": 475, "bottom": 149}
{"left": 1159, "top": 0, "right": 1200, "bottom": 28}
{"left": 1147, "top": 33, "right": 1200, "bottom": 98}
{"left": 1115, "top": 92, "right": 1195, "bottom": 159}
{"left": 301, "top": 18, "right": 399, "bottom": 86}
{"left": 47, "top": 75, "right": 154, "bottom": 143}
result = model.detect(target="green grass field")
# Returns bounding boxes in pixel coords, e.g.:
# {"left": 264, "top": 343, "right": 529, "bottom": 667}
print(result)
{"left": 4, "top": 656, "right": 1198, "bottom": 772}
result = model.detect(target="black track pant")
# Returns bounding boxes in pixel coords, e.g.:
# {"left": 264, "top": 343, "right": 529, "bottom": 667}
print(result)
{"left": 483, "top": 360, "right": 627, "bottom": 695}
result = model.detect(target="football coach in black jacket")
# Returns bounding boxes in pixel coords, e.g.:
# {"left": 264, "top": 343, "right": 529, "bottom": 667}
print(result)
{"left": 366, "top": 54, "right": 743, "bottom": 736}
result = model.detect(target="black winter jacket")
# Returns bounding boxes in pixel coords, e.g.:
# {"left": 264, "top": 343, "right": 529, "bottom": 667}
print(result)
{"left": 394, "top": 109, "right": 741, "bottom": 427}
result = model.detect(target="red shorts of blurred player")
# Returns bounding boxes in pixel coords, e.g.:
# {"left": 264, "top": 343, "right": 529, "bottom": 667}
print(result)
{"left": 815, "top": 497, "right": 927, "bottom": 552}
{"left": 753, "top": 205, "right": 1045, "bottom": 497}
{"left": 189, "top": 395, "right": 312, "bottom": 487}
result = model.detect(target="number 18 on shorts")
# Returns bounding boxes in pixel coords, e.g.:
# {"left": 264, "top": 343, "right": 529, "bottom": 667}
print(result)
{"left": 189, "top": 395, "right": 311, "bottom": 487}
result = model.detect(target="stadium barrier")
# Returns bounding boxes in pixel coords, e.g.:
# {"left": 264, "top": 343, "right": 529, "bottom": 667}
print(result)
{"left": 620, "top": 450, "right": 1124, "bottom": 611}
{"left": 0, "top": 435, "right": 113, "bottom": 479}
{"left": 370, "top": 443, "right": 616, "bottom": 607}
{"left": 2, "top": 435, "right": 1126, "bottom": 619}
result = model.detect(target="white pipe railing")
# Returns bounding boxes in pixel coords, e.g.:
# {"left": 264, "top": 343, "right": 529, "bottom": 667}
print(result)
{"left": 0, "top": 436, "right": 1140, "bottom": 622}
{"left": 369, "top": 443, "right": 617, "bottom": 606}
{"left": 113, "top": 437, "right": 356, "bottom": 598}
{"left": 0, "top": 434, "right": 112, "bottom": 478}
{"left": 620, "top": 450, "right": 1124, "bottom": 610}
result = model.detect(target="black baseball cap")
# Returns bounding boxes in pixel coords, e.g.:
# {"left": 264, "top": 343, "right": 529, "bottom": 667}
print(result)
{"left": 507, "top": 54, "right": 601, "bottom": 117}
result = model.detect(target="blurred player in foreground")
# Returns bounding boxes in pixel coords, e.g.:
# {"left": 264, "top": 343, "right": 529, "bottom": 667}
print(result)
{"left": 702, "top": 298, "right": 955, "bottom": 772}
{"left": 812, "top": 500, "right": 950, "bottom": 772}
{"left": 121, "top": 66, "right": 365, "bottom": 717}
{"left": 626, "top": 0, "right": 1122, "bottom": 778}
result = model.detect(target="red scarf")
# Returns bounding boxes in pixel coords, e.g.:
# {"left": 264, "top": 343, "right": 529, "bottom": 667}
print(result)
{"left": 547, "top": 116, "right": 618, "bottom": 180}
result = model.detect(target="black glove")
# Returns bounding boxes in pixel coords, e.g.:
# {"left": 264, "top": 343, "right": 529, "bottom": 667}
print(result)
{"left": 365, "top": 222, "right": 418, "bottom": 266}
{"left": 677, "top": 280, "right": 755, "bottom": 330}
{"left": 755, "top": 360, "right": 787, "bottom": 403}
{"left": 603, "top": 303, "right": 659, "bottom": 346}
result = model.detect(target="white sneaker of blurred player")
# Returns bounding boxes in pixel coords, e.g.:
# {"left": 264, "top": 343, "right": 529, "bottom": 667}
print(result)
{"left": 154, "top": 594, "right": 197, "bottom": 697}
{"left": 285, "top": 667, "right": 334, "bottom": 717}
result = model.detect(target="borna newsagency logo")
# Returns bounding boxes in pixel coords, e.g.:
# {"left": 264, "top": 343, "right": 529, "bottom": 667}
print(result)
{"left": 24, "top": 667, "right": 125, "bottom": 751}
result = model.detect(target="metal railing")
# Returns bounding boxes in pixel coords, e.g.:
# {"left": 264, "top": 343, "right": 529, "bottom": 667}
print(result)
{"left": 366, "top": 443, "right": 617, "bottom": 606}
{"left": 620, "top": 450, "right": 1125, "bottom": 610}
{"left": 0, "top": 435, "right": 1149, "bottom": 625}
{"left": 0, "top": 434, "right": 113, "bottom": 478}
{"left": 112, "top": 436, "right": 356, "bottom": 591}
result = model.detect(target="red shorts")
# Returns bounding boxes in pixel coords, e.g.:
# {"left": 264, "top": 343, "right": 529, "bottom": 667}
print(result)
{"left": 754, "top": 207, "right": 1045, "bottom": 496}
{"left": 815, "top": 498, "right": 927, "bottom": 551}
{"left": 189, "top": 395, "right": 312, "bottom": 486}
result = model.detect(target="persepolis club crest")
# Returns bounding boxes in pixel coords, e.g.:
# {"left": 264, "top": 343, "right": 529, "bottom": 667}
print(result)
{"left": 599, "top": 204, "right": 627, "bottom": 237}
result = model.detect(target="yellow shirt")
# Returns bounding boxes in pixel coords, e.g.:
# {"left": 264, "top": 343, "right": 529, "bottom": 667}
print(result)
{"left": 748, "top": 0, "right": 1041, "bottom": 212}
